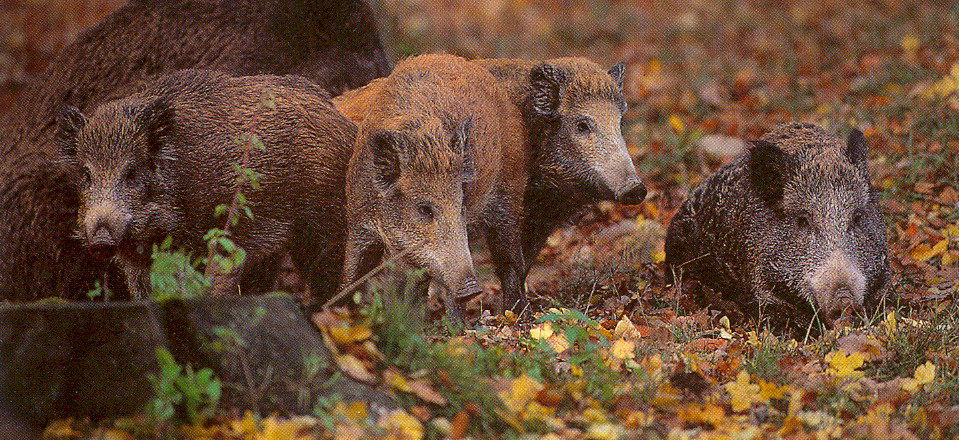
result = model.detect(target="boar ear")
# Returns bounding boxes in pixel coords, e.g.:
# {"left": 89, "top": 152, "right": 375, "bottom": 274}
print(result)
{"left": 845, "top": 129, "right": 869, "bottom": 166}
{"left": 55, "top": 104, "right": 86, "bottom": 158}
{"left": 749, "top": 140, "right": 793, "bottom": 204}
{"left": 135, "top": 97, "right": 174, "bottom": 157}
{"left": 608, "top": 62, "right": 626, "bottom": 90}
{"left": 530, "top": 63, "right": 567, "bottom": 118}
{"left": 371, "top": 130, "right": 402, "bottom": 187}
{"left": 451, "top": 119, "right": 476, "bottom": 183}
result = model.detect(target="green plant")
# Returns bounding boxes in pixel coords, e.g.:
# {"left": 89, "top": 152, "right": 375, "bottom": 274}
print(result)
{"left": 147, "top": 92, "right": 276, "bottom": 300}
{"left": 145, "top": 347, "right": 221, "bottom": 427}
{"left": 150, "top": 236, "right": 212, "bottom": 301}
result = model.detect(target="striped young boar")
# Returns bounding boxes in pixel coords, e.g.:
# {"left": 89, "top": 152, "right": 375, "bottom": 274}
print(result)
{"left": 337, "top": 57, "right": 646, "bottom": 313}
{"left": 55, "top": 70, "right": 355, "bottom": 298}
{"left": 341, "top": 54, "right": 528, "bottom": 320}
{"left": 665, "top": 123, "right": 891, "bottom": 327}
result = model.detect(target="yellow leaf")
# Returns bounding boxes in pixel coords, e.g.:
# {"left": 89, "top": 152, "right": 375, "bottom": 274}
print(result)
{"left": 641, "top": 354, "right": 664, "bottom": 381}
{"left": 328, "top": 325, "right": 372, "bottom": 345}
{"left": 651, "top": 250, "right": 666, "bottom": 263}
{"left": 758, "top": 380, "right": 786, "bottom": 401}
{"left": 377, "top": 409, "right": 424, "bottom": 440}
{"left": 335, "top": 354, "right": 376, "bottom": 383}
{"left": 825, "top": 350, "right": 865, "bottom": 378}
{"left": 901, "top": 35, "right": 920, "bottom": 57}
{"left": 586, "top": 423, "right": 621, "bottom": 440}
{"left": 611, "top": 338, "right": 636, "bottom": 360}
{"left": 669, "top": 114, "right": 685, "bottom": 134}
{"left": 884, "top": 311, "right": 897, "bottom": 336}
{"left": 258, "top": 416, "right": 315, "bottom": 440}
{"left": 614, "top": 315, "right": 640, "bottom": 340}
{"left": 725, "top": 370, "right": 761, "bottom": 412}
{"left": 333, "top": 401, "right": 369, "bottom": 422}
{"left": 678, "top": 403, "right": 725, "bottom": 427}
{"left": 546, "top": 333, "right": 570, "bottom": 353}
{"left": 915, "top": 362, "right": 936, "bottom": 384}
{"left": 384, "top": 368, "right": 413, "bottom": 393}
{"left": 788, "top": 389, "right": 803, "bottom": 416}
{"left": 498, "top": 374, "right": 544, "bottom": 415}
{"left": 944, "top": 222, "right": 959, "bottom": 238}
{"left": 88, "top": 428, "right": 135, "bottom": 440}
{"left": 408, "top": 378, "right": 448, "bottom": 406}
{"left": 42, "top": 419, "right": 80, "bottom": 438}
{"left": 719, "top": 315, "right": 731, "bottom": 331}
{"left": 530, "top": 323, "right": 553, "bottom": 340}
{"left": 911, "top": 244, "right": 935, "bottom": 261}
{"left": 230, "top": 411, "right": 258, "bottom": 436}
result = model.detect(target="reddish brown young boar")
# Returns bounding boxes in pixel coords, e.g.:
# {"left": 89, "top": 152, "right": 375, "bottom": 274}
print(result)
{"left": 336, "top": 57, "right": 646, "bottom": 314}
{"left": 341, "top": 54, "right": 528, "bottom": 320}
{"left": 55, "top": 70, "right": 355, "bottom": 299}
{"left": 0, "top": 0, "right": 391, "bottom": 300}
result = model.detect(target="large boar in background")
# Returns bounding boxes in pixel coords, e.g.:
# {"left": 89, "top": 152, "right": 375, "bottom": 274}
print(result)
{"left": 665, "top": 123, "right": 891, "bottom": 328}
{"left": 340, "top": 54, "right": 528, "bottom": 320}
{"left": 0, "top": 0, "right": 391, "bottom": 300}
{"left": 55, "top": 70, "right": 356, "bottom": 299}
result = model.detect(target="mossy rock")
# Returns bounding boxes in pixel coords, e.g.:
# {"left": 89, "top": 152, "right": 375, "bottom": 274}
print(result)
{"left": 0, "top": 294, "right": 395, "bottom": 430}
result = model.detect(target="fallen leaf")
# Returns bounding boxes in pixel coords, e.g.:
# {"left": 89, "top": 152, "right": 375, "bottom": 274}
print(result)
{"left": 825, "top": 350, "right": 866, "bottom": 379}
{"left": 725, "top": 370, "right": 761, "bottom": 412}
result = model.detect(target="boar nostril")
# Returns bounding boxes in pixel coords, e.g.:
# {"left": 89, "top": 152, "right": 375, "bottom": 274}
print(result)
{"left": 618, "top": 182, "right": 647, "bottom": 205}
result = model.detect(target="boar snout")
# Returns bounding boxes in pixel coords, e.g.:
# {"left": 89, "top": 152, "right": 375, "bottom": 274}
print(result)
{"left": 82, "top": 202, "right": 128, "bottom": 256}
{"left": 456, "top": 275, "right": 483, "bottom": 300}
{"left": 616, "top": 179, "right": 647, "bottom": 205}
{"left": 807, "top": 251, "right": 867, "bottom": 326}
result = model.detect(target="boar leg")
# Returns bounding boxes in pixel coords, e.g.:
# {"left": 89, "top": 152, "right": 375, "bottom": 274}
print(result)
{"left": 487, "top": 214, "right": 527, "bottom": 314}
{"left": 121, "top": 263, "right": 151, "bottom": 300}
{"left": 340, "top": 228, "right": 384, "bottom": 292}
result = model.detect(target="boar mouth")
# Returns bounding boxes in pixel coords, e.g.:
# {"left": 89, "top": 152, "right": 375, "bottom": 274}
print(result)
{"left": 85, "top": 229, "right": 119, "bottom": 260}
{"left": 455, "top": 277, "right": 483, "bottom": 300}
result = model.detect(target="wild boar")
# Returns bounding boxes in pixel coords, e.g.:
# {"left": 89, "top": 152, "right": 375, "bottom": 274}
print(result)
{"left": 665, "top": 123, "right": 891, "bottom": 327}
{"left": 55, "top": 69, "right": 355, "bottom": 299}
{"left": 474, "top": 57, "right": 647, "bottom": 311}
{"left": 340, "top": 54, "right": 528, "bottom": 320}
{"left": 0, "top": 0, "right": 391, "bottom": 300}
{"left": 336, "top": 57, "right": 647, "bottom": 314}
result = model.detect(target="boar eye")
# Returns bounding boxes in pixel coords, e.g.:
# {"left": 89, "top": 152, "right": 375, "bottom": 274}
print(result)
{"left": 795, "top": 212, "right": 811, "bottom": 230}
{"left": 416, "top": 202, "right": 436, "bottom": 222}
{"left": 849, "top": 208, "right": 864, "bottom": 231}
{"left": 124, "top": 168, "right": 139, "bottom": 184}
{"left": 81, "top": 167, "right": 92, "bottom": 187}
{"left": 575, "top": 118, "right": 593, "bottom": 135}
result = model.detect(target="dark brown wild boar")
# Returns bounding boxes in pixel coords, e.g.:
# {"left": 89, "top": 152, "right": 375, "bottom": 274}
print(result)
{"left": 340, "top": 54, "right": 528, "bottom": 320}
{"left": 55, "top": 70, "right": 355, "bottom": 299}
{"left": 665, "top": 123, "right": 891, "bottom": 328}
{"left": 336, "top": 57, "right": 646, "bottom": 314}
{"left": 476, "top": 57, "right": 647, "bottom": 311}
{"left": 0, "top": 0, "right": 391, "bottom": 300}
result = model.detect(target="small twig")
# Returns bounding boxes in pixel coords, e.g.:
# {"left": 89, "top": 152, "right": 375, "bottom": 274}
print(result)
{"left": 323, "top": 247, "right": 416, "bottom": 310}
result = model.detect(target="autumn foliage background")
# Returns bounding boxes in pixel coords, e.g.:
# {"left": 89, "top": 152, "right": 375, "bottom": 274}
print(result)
{"left": 3, "top": 0, "right": 959, "bottom": 438}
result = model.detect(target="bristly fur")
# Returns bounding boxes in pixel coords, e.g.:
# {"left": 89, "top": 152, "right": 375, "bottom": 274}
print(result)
{"left": 665, "top": 122, "right": 891, "bottom": 329}
{"left": 0, "top": 0, "right": 391, "bottom": 300}
{"left": 54, "top": 69, "right": 357, "bottom": 300}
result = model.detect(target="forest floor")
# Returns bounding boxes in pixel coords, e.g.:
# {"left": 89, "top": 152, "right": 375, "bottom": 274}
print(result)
{"left": 4, "top": 0, "right": 959, "bottom": 438}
